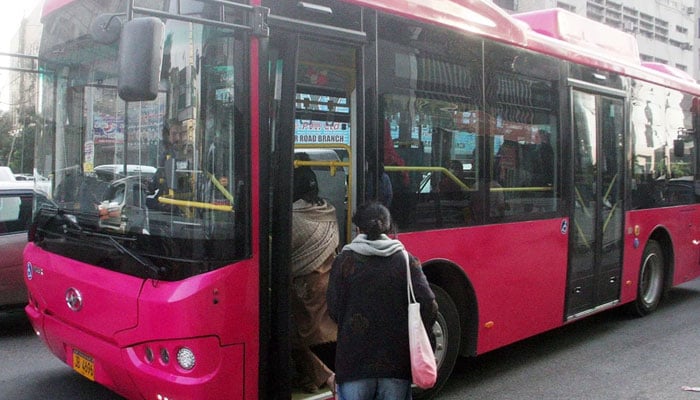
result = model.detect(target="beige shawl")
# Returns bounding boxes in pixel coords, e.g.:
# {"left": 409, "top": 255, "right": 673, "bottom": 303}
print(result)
{"left": 291, "top": 199, "right": 339, "bottom": 277}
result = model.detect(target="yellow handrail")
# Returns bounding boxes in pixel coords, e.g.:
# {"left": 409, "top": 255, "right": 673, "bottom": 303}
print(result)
{"left": 158, "top": 173, "right": 234, "bottom": 212}
{"left": 384, "top": 165, "right": 469, "bottom": 191}
{"left": 383, "top": 165, "right": 554, "bottom": 193}
{"left": 158, "top": 196, "right": 233, "bottom": 212}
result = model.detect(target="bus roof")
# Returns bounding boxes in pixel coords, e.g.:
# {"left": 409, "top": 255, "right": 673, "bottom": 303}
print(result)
{"left": 352, "top": 1, "right": 700, "bottom": 94}
{"left": 512, "top": 8, "right": 640, "bottom": 65}
{"left": 41, "top": 0, "right": 700, "bottom": 95}
{"left": 347, "top": 0, "right": 700, "bottom": 95}
{"left": 352, "top": 0, "right": 527, "bottom": 45}
{"left": 515, "top": 12, "right": 700, "bottom": 93}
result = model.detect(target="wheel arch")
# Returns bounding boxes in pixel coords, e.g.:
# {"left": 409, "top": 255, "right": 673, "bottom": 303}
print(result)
{"left": 647, "top": 227, "right": 675, "bottom": 293}
{"left": 422, "top": 259, "right": 478, "bottom": 357}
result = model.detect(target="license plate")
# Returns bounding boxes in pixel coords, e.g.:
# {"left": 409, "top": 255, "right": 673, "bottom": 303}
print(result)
{"left": 72, "top": 349, "right": 95, "bottom": 381}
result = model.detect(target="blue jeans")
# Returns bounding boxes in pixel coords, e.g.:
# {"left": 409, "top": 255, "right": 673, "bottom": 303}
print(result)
{"left": 337, "top": 378, "right": 412, "bottom": 400}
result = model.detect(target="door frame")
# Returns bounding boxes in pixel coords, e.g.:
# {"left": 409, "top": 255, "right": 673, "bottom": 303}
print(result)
{"left": 260, "top": 6, "right": 371, "bottom": 397}
{"left": 565, "top": 79, "right": 627, "bottom": 320}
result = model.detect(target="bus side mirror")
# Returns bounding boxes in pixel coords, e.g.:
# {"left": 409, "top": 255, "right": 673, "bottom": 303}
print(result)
{"left": 118, "top": 17, "right": 164, "bottom": 102}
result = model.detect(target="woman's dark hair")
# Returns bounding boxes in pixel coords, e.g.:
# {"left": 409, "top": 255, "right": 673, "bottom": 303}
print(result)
{"left": 352, "top": 202, "right": 392, "bottom": 240}
{"left": 293, "top": 166, "right": 321, "bottom": 204}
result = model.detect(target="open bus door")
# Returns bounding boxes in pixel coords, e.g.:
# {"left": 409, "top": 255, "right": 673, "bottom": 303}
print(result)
{"left": 264, "top": 3, "right": 365, "bottom": 397}
{"left": 566, "top": 85, "right": 625, "bottom": 319}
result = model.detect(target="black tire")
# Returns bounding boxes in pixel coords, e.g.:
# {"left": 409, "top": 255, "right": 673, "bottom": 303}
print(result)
{"left": 629, "top": 240, "right": 665, "bottom": 317}
{"left": 413, "top": 284, "right": 461, "bottom": 399}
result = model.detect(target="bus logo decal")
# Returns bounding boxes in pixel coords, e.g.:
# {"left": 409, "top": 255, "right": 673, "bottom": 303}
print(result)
{"left": 65, "top": 288, "right": 83, "bottom": 312}
{"left": 561, "top": 220, "right": 568, "bottom": 234}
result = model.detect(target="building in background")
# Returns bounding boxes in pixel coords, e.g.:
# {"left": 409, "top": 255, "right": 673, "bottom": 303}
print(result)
{"left": 8, "top": 3, "right": 42, "bottom": 118}
{"left": 4, "top": 3, "right": 41, "bottom": 173}
{"left": 494, "top": 0, "right": 698, "bottom": 80}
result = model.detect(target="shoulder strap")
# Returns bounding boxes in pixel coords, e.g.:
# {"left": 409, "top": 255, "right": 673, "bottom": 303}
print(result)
{"left": 404, "top": 250, "right": 417, "bottom": 305}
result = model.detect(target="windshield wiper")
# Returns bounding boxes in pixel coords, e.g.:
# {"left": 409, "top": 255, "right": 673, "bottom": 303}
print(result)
{"left": 35, "top": 203, "right": 82, "bottom": 232}
{"left": 37, "top": 204, "right": 165, "bottom": 279}
{"left": 76, "top": 228, "right": 166, "bottom": 280}
{"left": 103, "top": 233, "right": 165, "bottom": 280}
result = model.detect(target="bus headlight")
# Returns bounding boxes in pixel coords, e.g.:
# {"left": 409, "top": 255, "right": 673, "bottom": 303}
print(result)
{"left": 176, "top": 347, "right": 196, "bottom": 370}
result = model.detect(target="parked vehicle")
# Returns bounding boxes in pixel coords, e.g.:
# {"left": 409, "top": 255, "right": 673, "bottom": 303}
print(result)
{"left": 0, "top": 167, "right": 15, "bottom": 182}
{"left": 0, "top": 181, "right": 33, "bottom": 310}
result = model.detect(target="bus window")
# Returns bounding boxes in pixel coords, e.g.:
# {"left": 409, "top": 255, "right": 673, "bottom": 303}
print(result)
{"left": 33, "top": 4, "right": 250, "bottom": 280}
{"left": 485, "top": 43, "right": 561, "bottom": 221}
{"left": 630, "top": 80, "right": 698, "bottom": 208}
{"left": 378, "top": 17, "right": 483, "bottom": 231}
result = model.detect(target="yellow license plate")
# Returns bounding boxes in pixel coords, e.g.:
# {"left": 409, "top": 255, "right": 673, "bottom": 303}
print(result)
{"left": 72, "top": 350, "right": 95, "bottom": 381}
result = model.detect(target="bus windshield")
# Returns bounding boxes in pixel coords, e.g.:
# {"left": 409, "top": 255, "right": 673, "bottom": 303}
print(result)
{"left": 33, "top": 0, "right": 250, "bottom": 280}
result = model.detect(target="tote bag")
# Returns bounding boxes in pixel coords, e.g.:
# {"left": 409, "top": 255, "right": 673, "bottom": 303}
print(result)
{"left": 404, "top": 251, "right": 438, "bottom": 389}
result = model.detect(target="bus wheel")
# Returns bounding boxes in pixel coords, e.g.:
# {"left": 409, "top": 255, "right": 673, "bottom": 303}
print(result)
{"left": 413, "top": 284, "right": 461, "bottom": 399}
{"left": 630, "top": 240, "right": 665, "bottom": 317}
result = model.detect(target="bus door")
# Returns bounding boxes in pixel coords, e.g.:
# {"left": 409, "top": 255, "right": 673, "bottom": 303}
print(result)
{"left": 566, "top": 86, "right": 625, "bottom": 319}
{"left": 264, "top": 3, "right": 365, "bottom": 397}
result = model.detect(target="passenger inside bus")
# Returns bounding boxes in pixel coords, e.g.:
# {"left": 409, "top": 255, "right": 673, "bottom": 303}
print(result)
{"left": 439, "top": 160, "right": 468, "bottom": 200}
{"left": 150, "top": 122, "right": 181, "bottom": 196}
{"left": 290, "top": 159, "right": 338, "bottom": 394}
{"left": 469, "top": 180, "right": 507, "bottom": 223}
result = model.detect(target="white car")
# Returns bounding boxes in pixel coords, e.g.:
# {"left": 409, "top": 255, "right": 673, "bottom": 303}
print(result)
{"left": 0, "top": 181, "right": 34, "bottom": 310}
{"left": 93, "top": 164, "right": 157, "bottom": 181}
{"left": 0, "top": 166, "right": 16, "bottom": 182}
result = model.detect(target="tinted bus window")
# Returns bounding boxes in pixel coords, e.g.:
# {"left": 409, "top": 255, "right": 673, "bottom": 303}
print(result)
{"left": 485, "top": 43, "right": 561, "bottom": 222}
{"left": 377, "top": 17, "right": 483, "bottom": 231}
{"left": 630, "top": 80, "right": 698, "bottom": 208}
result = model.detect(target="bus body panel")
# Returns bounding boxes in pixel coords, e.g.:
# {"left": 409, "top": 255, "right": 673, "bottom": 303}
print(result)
{"left": 401, "top": 206, "right": 700, "bottom": 356}
{"left": 25, "top": 243, "right": 256, "bottom": 400}
{"left": 624, "top": 206, "right": 700, "bottom": 288}
{"left": 399, "top": 218, "right": 570, "bottom": 354}
{"left": 24, "top": 243, "right": 143, "bottom": 338}
{"left": 28, "top": 306, "right": 245, "bottom": 400}
{"left": 36, "top": 313, "right": 144, "bottom": 400}
{"left": 114, "top": 259, "right": 259, "bottom": 347}
{"left": 123, "top": 339, "right": 246, "bottom": 400}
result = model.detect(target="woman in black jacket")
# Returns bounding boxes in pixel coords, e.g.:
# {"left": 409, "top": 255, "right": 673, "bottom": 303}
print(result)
{"left": 327, "top": 202, "right": 437, "bottom": 399}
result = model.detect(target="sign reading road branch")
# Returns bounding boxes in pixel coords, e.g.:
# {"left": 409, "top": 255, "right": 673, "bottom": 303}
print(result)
{"left": 295, "top": 119, "right": 350, "bottom": 145}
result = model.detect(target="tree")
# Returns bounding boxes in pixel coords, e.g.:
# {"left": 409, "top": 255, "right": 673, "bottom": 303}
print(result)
{"left": 0, "top": 109, "right": 36, "bottom": 174}
{"left": 0, "top": 110, "right": 14, "bottom": 168}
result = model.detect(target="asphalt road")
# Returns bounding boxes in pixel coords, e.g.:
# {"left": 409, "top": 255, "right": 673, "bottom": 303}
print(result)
{"left": 439, "top": 278, "right": 700, "bottom": 400}
{"left": 0, "top": 309, "right": 123, "bottom": 400}
{"left": 3, "top": 278, "right": 700, "bottom": 399}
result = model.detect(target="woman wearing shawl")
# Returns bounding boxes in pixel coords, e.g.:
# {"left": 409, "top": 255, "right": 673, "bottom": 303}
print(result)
{"left": 291, "top": 165, "right": 338, "bottom": 393}
{"left": 327, "top": 202, "right": 437, "bottom": 399}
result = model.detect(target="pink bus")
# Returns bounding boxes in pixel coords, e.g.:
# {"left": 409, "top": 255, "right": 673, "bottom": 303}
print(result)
{"left": 24, "top": 0, "right": 700, "bottom": 399}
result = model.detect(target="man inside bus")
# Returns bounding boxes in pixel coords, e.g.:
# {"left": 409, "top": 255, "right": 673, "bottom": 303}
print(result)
{"left": 439, "top": 159, "right": 467, "bottom": 200}
{"left": 148, "top": 122, "right": 182, "bottom": 210}
{"left": 290, "top": 157, "right": 338, "bottom": 394}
